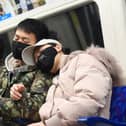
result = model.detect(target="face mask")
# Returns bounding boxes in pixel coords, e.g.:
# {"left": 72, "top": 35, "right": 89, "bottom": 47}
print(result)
{"left": 36, "top": 47, "right": 57, "bottom": 73}
{"left": 12, "top": 41, "right": 29, "bottom": 60}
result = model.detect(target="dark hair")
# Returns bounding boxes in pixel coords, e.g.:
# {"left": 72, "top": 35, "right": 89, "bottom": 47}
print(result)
{"left": 62, "top": 48, "right": 71, "bottom": 54}
{"left": 16, "top": 18, "right": 58, "bottom": 42}
{"left": 49, "top": 43, "right": 71, "bottom": 54}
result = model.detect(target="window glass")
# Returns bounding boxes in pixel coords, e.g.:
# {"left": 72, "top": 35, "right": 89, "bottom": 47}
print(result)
{"left": 42, "top": 2, "right": 104, "bottom": 51}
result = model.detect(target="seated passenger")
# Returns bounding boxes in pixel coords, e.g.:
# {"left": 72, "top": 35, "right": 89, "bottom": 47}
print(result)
{"left": 0, "top": 19, "right": 57, "bottom": 125}
{"left": 22, "top": 39, "right": 124, "bottom": 126}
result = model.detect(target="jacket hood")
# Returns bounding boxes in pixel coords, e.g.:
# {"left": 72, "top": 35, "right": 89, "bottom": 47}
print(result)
{"left": 5, "top": 53, "right": 14, "bottom": 71}
{"left": 85, "top": 45, "right": 124, "bottom": 86}
{"left": 5, "top": 53, "right": 35, "bottom": 72}
{"left": 66, "top": 45, "right": 124, "bottom": 86}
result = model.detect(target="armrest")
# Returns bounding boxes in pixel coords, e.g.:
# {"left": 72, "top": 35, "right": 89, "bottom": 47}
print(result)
{"left": 77, "top": 116, "right": 126, "bottom": 126}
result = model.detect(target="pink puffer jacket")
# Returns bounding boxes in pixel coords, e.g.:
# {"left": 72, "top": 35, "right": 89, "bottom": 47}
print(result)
{"left": 39, "top": 46, "right": 124, "bottom": 126}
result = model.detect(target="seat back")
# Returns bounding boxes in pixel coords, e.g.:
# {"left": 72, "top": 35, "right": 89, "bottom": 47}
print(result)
{"left": 78, "top": 116, "right": 126, "bottom": 126}
{"left": 78, "top": 86, "right": 126, "bottom": 126}
{"left": 110, "top": 86, "right": 126, "bottom": 122}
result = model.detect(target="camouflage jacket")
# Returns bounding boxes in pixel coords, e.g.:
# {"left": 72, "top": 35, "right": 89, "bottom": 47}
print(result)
{"left": 0, "top": 53, "right": 52, "bottom": 122}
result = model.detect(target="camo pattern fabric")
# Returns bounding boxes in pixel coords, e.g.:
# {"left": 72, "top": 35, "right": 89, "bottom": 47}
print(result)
{"left": 0, "top": 66, "right": 52, "bottom": 124}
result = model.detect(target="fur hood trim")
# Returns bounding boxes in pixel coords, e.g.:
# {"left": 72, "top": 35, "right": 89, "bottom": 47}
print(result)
{"left": 86, "top": 45, "right": 124, "bottom": 86}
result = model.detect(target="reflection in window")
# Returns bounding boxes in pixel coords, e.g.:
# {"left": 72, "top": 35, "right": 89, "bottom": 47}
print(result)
{"left": 43, "top": 1, "right": 104, "bottom": 51}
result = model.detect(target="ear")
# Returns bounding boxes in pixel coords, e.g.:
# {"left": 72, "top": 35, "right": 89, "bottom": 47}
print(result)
{"left": 54, "top": 44, "right": 62, "bottom": 52}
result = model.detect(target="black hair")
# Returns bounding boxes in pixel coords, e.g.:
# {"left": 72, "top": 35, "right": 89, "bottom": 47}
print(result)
{"left": 16, "top": 18, "right": 58, "bottom": 42}
{"left": 62, "top": 47, "right": 71, "bottom": 54}
{"left": 49, "top": 43, "right": 71, "bottom": 54}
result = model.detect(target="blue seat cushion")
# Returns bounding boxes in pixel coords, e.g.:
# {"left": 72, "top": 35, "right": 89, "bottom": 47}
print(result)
{"left": 110, "top": 86, "right": 126, "bottom": 122}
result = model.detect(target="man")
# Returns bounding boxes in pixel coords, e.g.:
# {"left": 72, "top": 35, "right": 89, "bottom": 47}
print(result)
{"left": 22, "top": 39, "right": 124, "bottom": 126}
{"left": 0, "top": 19, "right": 56, "bottom": 125}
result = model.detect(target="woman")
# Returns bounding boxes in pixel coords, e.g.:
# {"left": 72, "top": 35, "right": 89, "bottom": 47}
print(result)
{"left": 22, "top": 39, "right": 124, "bottom": 126}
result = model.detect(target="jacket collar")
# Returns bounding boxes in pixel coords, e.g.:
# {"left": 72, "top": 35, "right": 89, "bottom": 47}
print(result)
{"left": 5, "top": 53, "right": 35, "bottom": 72}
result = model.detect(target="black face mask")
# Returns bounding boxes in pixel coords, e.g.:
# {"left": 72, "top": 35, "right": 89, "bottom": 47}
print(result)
{"left": 12, "top": 41, "right": 29, "bottom": 60}
{"left": 36, "top": 47, "right": 57, "bottom": 73}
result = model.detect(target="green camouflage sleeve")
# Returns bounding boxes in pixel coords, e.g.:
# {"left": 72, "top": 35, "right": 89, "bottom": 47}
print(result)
{"left": 0, "top": 66, "right": 8, "bottom": 96}
{"left": 0, "top": 70, "right": 52, "bottom": 121}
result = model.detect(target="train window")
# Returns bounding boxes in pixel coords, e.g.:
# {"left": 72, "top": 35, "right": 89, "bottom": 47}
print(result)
{"left": 42, "top": 1, "right": 104, "bottom": 51}
{"left": 0, "top": 34, "right": 11, "bottom": 62}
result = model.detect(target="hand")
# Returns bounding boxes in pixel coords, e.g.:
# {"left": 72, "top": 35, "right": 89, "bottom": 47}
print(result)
{"left": 27, "top": 121, "right": 45, "bottom": 126}
{"left": 10, "top": 83, "right": 25, "bottom": 100}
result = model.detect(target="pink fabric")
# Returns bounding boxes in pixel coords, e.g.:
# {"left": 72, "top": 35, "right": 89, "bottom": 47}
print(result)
{"left": 39, "top": 47, "right": 123, "bottom": 126}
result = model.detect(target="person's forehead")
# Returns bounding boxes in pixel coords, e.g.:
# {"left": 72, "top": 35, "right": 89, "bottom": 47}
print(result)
{"left": 15, "top": 29, "right": 36, "bottom": 38}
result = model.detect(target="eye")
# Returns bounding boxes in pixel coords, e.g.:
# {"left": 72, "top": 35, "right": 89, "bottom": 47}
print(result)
{"left": 13, "top": 36, "right": 19, "bottom": 41}
{"left": 22, "top": 38, "right": 31, "bottom": 44}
